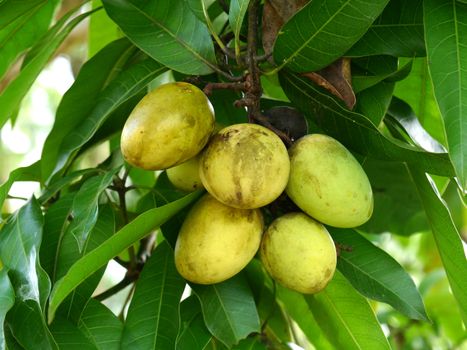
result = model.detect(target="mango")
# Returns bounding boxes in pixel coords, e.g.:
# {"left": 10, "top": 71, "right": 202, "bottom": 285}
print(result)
{"left": 120, "top": 82, "right": 215, "bottom": 170}
{"left": 260, "top": 212, "right": 336, "bottom": 294}
{"left": 175, "top": 194, "right": 263, "bottom": 284}
{"left": 286, "top": 134, "right": 373, "bottom": 228}
{"left": 167, "top": 155, "right": 204, "bottom": 192}
{"left": 199, "top": 123, "right": 290, "bottom": 209}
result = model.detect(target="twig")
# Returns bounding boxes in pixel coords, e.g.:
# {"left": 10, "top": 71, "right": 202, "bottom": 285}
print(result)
{"left": 203, "top": 81, "right": 247, "bottom": 95}
{"left": 93, "top": 275, "right": 135, "bottom": 301}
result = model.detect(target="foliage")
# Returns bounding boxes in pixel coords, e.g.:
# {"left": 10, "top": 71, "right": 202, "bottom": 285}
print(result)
{"left": 0, "top": 0, "right": 466, "bottom": 349}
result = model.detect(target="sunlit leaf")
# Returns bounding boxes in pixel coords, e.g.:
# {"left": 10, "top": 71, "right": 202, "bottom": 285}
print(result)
{"left": 273, "top": 0, "right": 389, "bottom": 72}
{"left": 88, "top": 1, "right": 121, "bottom": 57}
{"left": 408, "top": 166, "right": 467, "bottom": 325}
{"left": 424, "top": 0, "right": 467, "bottom": 190}
{"left": 102, "top": 0, "right": 217, "bottom": 75}
{"left": 121, "top": 241, "right": 185, "bottom": 349}
{"left": 229, "top": 0, "right": 250, "bottom": 58}
{"left": 330, "top": 228, "right": 428, "bottom": 320}
{"left": 192, "top": 274, "right": 261, "bottom": 348}
{"left": 306, "top": 271, "right": 391, "bottom": 350}
{"left": 48, "top": 191, "right": 202, "bottom": 322}
{"left": 0, "top": 8, "right": 96, "bottom": 129}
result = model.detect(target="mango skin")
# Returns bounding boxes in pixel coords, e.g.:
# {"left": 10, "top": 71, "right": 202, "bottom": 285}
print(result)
{"left": 166, "top": 155, "right": 204, "bottom": 192}
{"left": 199, "top": 124, "right": 290, "bottom": 209}
{"left": 286, "top": 134, "right": 373, "bottom": 228}
{"left": 260, "top": 212, "right": 336, "bottom": 294}
{"left": 175, "top": 194, "right": 263, "bottom": 284}
{"left": 120, "top": 82, "right": 215, "bottom": 170}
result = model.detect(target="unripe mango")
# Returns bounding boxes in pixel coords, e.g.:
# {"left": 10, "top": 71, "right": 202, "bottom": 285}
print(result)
{"left": 286, "top": 134, "right": 373, "bottom": 228}
{"left": 199, "top": 124, "right": 290, "bottom": 209}
{"left": 260, "top": 212, "right": 336, "bottom": 294}
{"left": 120, "top": 82, "right": 215, "bottom": 170}
{"left": 166, "top": 155, "right": 204, "bottom": 192}
{"left": 175, "top": 194, "right": 263, "bottom": 284}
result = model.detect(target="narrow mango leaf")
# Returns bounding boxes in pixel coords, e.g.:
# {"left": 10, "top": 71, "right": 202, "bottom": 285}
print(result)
{"left": 121, "top": 241, "right": 185, "bottom": 349}
{"left": 275, "top": 286, "right": 334, "bottom": 350}
{"left": 424, "top": 0, "right": 467, "bottom": 190}
{"left": 393, "top": 58, "right": 446, "bottom": 146}
{"left": 49, "top": 58, "right": 166, "bottom": 180}
{"left": 57, "top": 205, "right": 116, "bottom": 323}
{"left": 0, "top": 0, "right": 48, "bottom": 29}
{"left": 306, "top": 271, "right": 391, "bottom": 350}
{"left": 6, "top": 300, "right": 58, "bottom": 349}
{"left": 0, "top": 8, "right": 95, "bottom": 129}
{"left": 280, "top": 71, "right": 455, "bottom": 177}
{"left": 48, "top": 190, "right": 202, "bottom": 322}
{"left": 355, "top": 82, "right": 395, "bottom": 125}
{"left": 408, "top": 166, "right": 467, "bottom": 325}
{"left": 176, "top": 296, "right": 212, "bottom": 350}
{"left": 229, "top": 0, "right": 250, "bottom": 58}
{"left": 102, "top": 0, "right": 217, "bottom": 75}
{"left": 232, "top": 337, "right": 267, "bottom": 349}
{"left": 49, "top": 316, "right": 96, "bottom": 350}
{"left": 0, "top": 198, "right": 50, "bottom": 310}
{"left": 330, "top": 228, "right": 428, "bottom": 320}
{"left": 38, "top": 168, "right": 101, "bottom": 204}
{"left": 66, "top": 171, "right": 117, "bottom": 252}
{"left": 0, "top": 161, "right": 41, "bottom": 215}
{"left": 192, "top": 274, "right": 261, "bottom": 348}
{"left": 0, "top": 270, "right": 15, "bottom": 350}
{"left": 0, "top": 0, "right": 56, "bottom": 79}
{"left": 88, "top": 1, "right": 121, "bottom": 57}
{"left": 273, "top": 0, "right": 389, "bottom": 72}
{"left": 40, "top": 38, "right": 134, "bottom": 181}
{"left": 348, "top": 0, "right": 425, "bottom": 57}
{"left": 78, "top": 299, "right": 123, "bottom": 350}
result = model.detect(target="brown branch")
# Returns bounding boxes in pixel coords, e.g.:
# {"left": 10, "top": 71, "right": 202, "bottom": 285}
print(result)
{"left": 203, "top": 81, "right": 247, "bottom": 95}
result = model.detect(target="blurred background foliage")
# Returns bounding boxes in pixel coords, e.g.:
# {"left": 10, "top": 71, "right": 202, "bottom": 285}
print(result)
{"left": 0, "top": 1, "right": 466, "bottom": 349}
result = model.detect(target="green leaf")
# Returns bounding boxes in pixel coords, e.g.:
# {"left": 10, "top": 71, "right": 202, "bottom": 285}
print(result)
{"left": 78, "top": 299, "right": 123, "bottom": 350}
{"left": 176, "top": 296, "right": 212, "bottom": 350}
{"left": 424, "top": 0, "right": 467, "bottom": 190}
{"left": 229, "top": 0, "right": 249, "bottom": 58}
{"left": 48, "top": 190, "right": 202, "bottom": 322}
{"left": 88, "top": 1, "right": 121, "bottom": 57}
{"left": 121, "top": 241, "right": 185, "bottom": 349}
{"left": 0, "top": 0, "right": 48, "bottom": 29}
{"left": 57, "top": 205, "right": 116, "bottom": 323}
{"left": 0, "top": 198, "right": 50, "bottom": 309}
{"left": 102, "top": 0, "right": 217, "bottom": 75}
{"left": 49, "top": 58, "right": 166, "bottom": 180}
{"left": 306, "top": 271, "right": 391, "bottom": 350}
{"left": 393, "top": 58, "right": 446, "bottom": 146}
{"left": 192, "top": 274, "right": 261, "bottom": 348}
{"left": 0, "top": 270, "right": 15, "bottom": 349}
{"left": 408, "top": 166, "right": 467, "bottom": 325}
{"left": 355, "top": 82, "right": 395, "bottom": 125}
{"left": 0, "top": 161, "right": 41, "bottom": 216}
{"left": 360, "top": 159, "right": 429, "bottom": 235}
{"left": 273, "top": 0, "right": 389, "bottom": 72}
{"left": 66, "top": 171, "right": 117, "bottom": 252}
{"left": 330, "top": 228, "right": 428, "bottom": 320}
{"left": 0, "top": 7, "right": 95, "bottom": 129}
{"left": 49, "top": 317, "right": 96, "bottom": 350}
{"left": 0, "top": 0, "right": 56, "bottom": 79}
{"left": 275, "top": 286, "right": 333, "bottom": 350}
{"left": 6, "top": 300, "right": 58, "bottom": 350}
{"left": 280, "top": 71, "right": 455, "bottom": 177}
{"left": 348, "top": 0, "right": 425, "bottom": 57}
{"left": 387, "top": 97, "right": 446, "bottom": 153}
{"left": 40, "top": 38, "right": 134, "bottom": 181}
